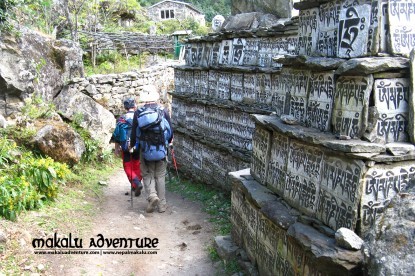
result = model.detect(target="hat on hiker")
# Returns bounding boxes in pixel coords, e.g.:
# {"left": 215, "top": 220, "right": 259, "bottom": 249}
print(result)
{"left": 123, "top": 98, "right": 136, "bottom": 109}
{"left": 140, "top": 85, "right": 159, "bottom": 102}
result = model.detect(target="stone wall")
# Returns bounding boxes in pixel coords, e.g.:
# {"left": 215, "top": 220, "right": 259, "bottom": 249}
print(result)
{"left": 173, "top": 0, "right": 415, "bottom": 274}
{"left": 82, "top": 32, "right": 173, "bottom": 54}
{"left": 66, "top": 63, "right": 175, "bottom": 116}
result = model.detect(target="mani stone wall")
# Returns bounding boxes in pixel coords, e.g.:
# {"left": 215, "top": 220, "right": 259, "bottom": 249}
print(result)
{"left": 173, "top": 0, "right": 415, "bottom": 274}
{"left": 171, "top": 17, "right": 299, "bottom": 191}
{"left": 66, "top": 63, "right": 174, "bottom": 116}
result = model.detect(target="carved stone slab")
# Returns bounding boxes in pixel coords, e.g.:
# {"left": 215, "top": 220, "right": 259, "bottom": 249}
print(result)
{"left": 171, "top": 98, "right": 185, "bottom": 125}
{"left": 230, "top": 73, "right": 244, "bottom": 102}
{"left": 379, "top": 0, "right": 389, "bottom": 53}
{"left": 285, "top": 140, "right": 323, "bottom": 216}
{"left": 202, "top": 145, "right": 228, "bottom": 187}
{"left": 258, "top": 38, "right": 273, "bottom": 67}
{"left": 298, "top": 8, "right": 320, "bottom": 56}
{"left": 374, "top": 78, "right": 410, "bottom": 143}
{"left": 317, "top": 155, "right": 365, "bottom": 230}
{"left": 319, "top": 1, "right": 341, "bottom": 31}
{"left": 410, "top": 50, "right": 415, "bottom": 143}
{"left": 257, "top": 212, "right": 289, "bottom": 276}
{"left": 266, "top": 131, "right": 289, "bottom": 195}
{"left": 231, "top": 186, "right": 258, "bottom": 260}
{"left": 332, "top": 75, "right": 373, "bottom": 138}
{"left": 210, "top": 42, "right": 221, "bottom": 66}
{"left": 388, "top": 0, "right": 415, "bottom": 57}
{"left": 306, "top": 70, "right": 336, "bottom": 131}
{"left": 191, "top": 42, "right": 203, "bottom": 66}
{"left": 281, "top": 68, "right": 310, "bottom": 124}
{"left": 184, "top": 44, "right": 192, "bottom": 66}
{"left": 174, "top": 132, "right": 193, "bottom": 169}
{"left": 317, "top": 29, "right": 339, "bottom": 57}
{"left": 218, "top": 72, "right": 231, "bottom": 100}
{"left": 242, "top": 38, "right": 259, "bottom": 66}
{"left": 338, "top": 3, "right": 371, "bottom": 58}
{"left": 256, "top": 73, "right": 272, "bottom": 105}
{"left": 270, "top": 36, "right": 298, "bottom": 67}
{"left": 192, "top": 140, "right": 203, "bottom": 170}
{"left": 251, "top": 126, "right": 272, "bottom": 184}
{"left": 219, "top": 40, "right": 233, "bottom": 65}
{"left": 183, "top": 70, "right": 194, "bottom": 94}
{"left": 367, "top": 0, "right": 381, "bottom": 54}
{"left": 271, "top": 36, "right": 299, "bottom": 57}
{"left": 174, "top": 68, "right": 184, "bottom": 93}
{"left": 208, "top": 70, "right": 219, "bottom": 98}
{"left": 286, "top": 237, "right": 306, "bottom": 275}
{"left": 232, "top": 38, "right": 245, "bottom": 66}
{"left": 193, "top": 70, "right": 201, "bottom": 96}
{"left": 361, "top": 162, "right": 415, "bottom": 235}
{"left": 271, "top": 73, "right": 289, "bottom": 116}
{"left": 317, "top": 1, "right": 341, "bottom": 57}
{"left": 201, "top": 42, "right": 212, "bottom": 67}
{"left": 243, "top": 73, "right": 257, "bottom": 102}
{"left": 200, "top": 70, "right": 209, "bottom": 97}
{"left": 231, "top": 187, "right": 245, "bottom": 245}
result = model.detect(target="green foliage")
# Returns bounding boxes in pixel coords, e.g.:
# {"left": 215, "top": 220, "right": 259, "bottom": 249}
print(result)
{"left": 0, "top": 137, "right": 71, "bottom": 221}
{"left": 84, "top": 51, "right": 150, "bottom": 76}
{"left": 207, "top": 245, "right": 221, "bottom": 262}
{"left": 156, "top": 18, "right": 208, "bottom": 36}
{"left": 0, "top": 0, "right": 16, "bottom": 31}
{"left": 21, "top": 95, "right": 56, "bottom": 120}
{"left": 68, "top": 112, "right": 113, "bottom": 164}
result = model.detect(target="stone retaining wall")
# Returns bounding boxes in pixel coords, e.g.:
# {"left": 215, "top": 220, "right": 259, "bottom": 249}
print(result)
{"left": 66, "top": 63, "right": 175, "bottom": 116}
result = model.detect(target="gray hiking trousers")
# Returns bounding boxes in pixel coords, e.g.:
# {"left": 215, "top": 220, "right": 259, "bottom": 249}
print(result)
{"left": 139, "top": 154, "right": 167, "bottom": 205}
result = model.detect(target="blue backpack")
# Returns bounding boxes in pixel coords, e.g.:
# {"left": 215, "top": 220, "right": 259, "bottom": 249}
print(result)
{"left": 112, "top": 112, "right": 134, "bottom": 152}
{"left": 136, "top": 106, "right": 172, "bottom": 161}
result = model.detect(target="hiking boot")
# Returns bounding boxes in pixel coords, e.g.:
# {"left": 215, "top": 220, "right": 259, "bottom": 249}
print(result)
{"left": 158, "top": 204, "right": 167, "bottom": 213}
{"left": 146, "top": 196, "right": 160, "bottom": 213}
{"left": 133, "top": 179, "right": 143, "bottom": 197}
{"left": 134, "top": 183, "right": 143, "bottom": 197}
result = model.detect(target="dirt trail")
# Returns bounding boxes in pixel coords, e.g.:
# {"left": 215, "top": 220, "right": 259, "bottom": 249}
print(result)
{"left": 46, "top": 169, "right": 219, "bottom": 276}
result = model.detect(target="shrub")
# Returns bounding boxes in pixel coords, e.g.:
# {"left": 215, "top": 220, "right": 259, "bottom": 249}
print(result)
{"left": 0, "top": 137, "right": 71, "bottom": 220}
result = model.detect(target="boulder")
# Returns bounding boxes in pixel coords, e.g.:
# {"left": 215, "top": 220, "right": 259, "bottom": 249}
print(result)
{"left": 335, "top": 228, "right": 364, "bottom": 250}
{"left": 0, "top": 229, "right": 7, "bottom": 243}
{"left": 0, "top": 114, "right": 6, "bottom": 128}
{"left": 231, "top": 0, "right": 292, "bottom": 19}
{"left": 214, "top": 235, "right": 239, "bottom": 261}
{"left": 0, "top": 26, "right": 84, "bottom": 118}
{"left": 221, "top": 12, "right": 281, "bottom": 31}
{"left": 53, "top": 86, "right": 116, "bottom": 148}
{"left": 33, "top": 120, "right": 85, "bottom": 164}
{"left": 363, "top": 192, "right": 415, "bottom": 275}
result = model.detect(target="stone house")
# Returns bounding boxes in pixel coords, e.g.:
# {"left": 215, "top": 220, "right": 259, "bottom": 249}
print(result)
{"left": 147, "top": 0, "right": 205, "bottom": 26}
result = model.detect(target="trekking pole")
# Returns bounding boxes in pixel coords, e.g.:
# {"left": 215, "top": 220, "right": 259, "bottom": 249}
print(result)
{"left": 169, "top": 144, "right": 180, "bottom": 181}
{"left": 130, "top": 151, "right": 133, "bottom": 208}
{"left": 166, "top": 150, "right": 172, "bottom": 183}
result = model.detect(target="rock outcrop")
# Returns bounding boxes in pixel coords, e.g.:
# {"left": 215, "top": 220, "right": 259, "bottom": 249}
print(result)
{"left": 231, "top": 0, "right": 293, "bottom": 19}
{"left": 53, "top": 86, "right": 115, "bottom": 148}
{"left": 0, "top": 26, "right": 83, "bottom": 118}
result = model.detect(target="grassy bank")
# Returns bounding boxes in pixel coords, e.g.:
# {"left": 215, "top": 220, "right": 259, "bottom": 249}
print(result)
{"left": 0, "top": 159, "right": 121, "bottom": 274}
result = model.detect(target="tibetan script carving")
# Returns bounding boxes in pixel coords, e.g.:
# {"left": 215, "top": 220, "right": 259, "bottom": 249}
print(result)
{"left": 338, "top": 3, "right": 371, "bottom": 58}
{"left": 332, "top": 75, "right": 373, "bottom": 138}
{"left": 374, "top": 78, "right": 410, "bottom": 142}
